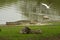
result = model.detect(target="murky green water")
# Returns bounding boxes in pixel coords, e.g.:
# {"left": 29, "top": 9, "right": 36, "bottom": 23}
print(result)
{"left": 0, "top": 0, "right": 17, "bottom": 7}
{"left": 0, "top": 0, "right": 27, "bottom": 24}
{"left": 0, "top": 0, "right": 60, "bottom": 24}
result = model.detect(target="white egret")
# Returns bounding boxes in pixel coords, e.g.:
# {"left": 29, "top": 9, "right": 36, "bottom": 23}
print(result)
{"left": 41, "top": 3, "right": 50, "bottom": 9}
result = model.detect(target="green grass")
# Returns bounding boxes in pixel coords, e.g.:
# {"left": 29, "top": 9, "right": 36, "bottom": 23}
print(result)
{"left": 0, "top": 24, "right": 60, "bottom": 40}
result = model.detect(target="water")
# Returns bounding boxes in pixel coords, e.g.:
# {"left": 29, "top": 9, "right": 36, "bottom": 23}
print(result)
{"left": 0, "top": 0, "right": 60, "bottom": 24}
{"left": 0, "top": 3, "right": 27, "bottom": 24}
{"left": 19, "top": 1, "right": 60, "bottom": 22}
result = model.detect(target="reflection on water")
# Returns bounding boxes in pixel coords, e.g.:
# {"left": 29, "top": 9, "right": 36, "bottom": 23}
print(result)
{"left": 0, "top": 3, "right": 27, "bottom": 24}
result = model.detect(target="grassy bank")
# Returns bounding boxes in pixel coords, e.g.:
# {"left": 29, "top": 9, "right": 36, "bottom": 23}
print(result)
{"left": 0, "top": 25, "right": 60, "bottom": 40}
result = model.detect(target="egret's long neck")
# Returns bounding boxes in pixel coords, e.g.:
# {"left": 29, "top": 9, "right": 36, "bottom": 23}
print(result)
{"left": 41, "top": 3, "right": 50, "bottom": 9}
